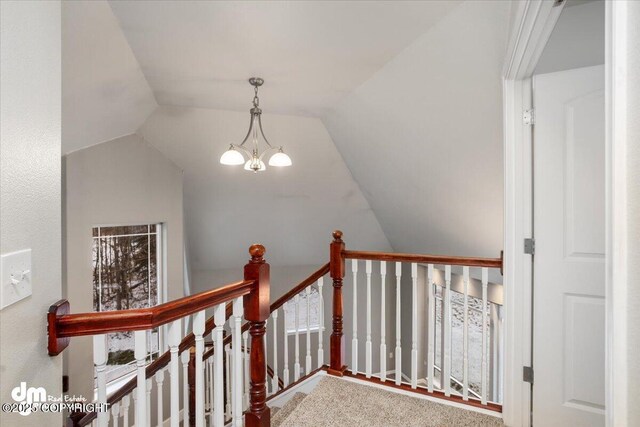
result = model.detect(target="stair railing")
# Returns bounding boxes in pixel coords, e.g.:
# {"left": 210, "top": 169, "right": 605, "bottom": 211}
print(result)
{"left": 48, "top": 244, "right": 271, "bottom": 427}
{"left": 328, "top": 230, "right": 504, "bottom": 411}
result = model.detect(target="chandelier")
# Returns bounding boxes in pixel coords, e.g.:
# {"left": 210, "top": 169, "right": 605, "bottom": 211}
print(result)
{"left": 219, "top": 77, "right": 292, "bottom": 172}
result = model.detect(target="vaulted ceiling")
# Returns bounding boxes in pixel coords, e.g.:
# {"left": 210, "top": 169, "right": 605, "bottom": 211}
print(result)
{"left": 62, "top": 1, "right": 513, "bottom": 270}
{"left": 107, "top": 0, "right": 461, "bottom": 117}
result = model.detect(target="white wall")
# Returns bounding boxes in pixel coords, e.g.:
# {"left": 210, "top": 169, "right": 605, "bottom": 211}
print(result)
{"left": 139, "top": 106, "right": 392, "bottom": 271}
{"left": 64, "top": 133, "right": 184, "bottom": 399}
{"left": 324, "top": 0, "right": 510, "bottom": 259}
{"left": 0, "top": 2, "right": 62, "bottom": 425}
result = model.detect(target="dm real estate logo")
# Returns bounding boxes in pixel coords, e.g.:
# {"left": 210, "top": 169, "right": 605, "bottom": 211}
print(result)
{"left": 11, "top": 382, "right": 46, "bottom": 416}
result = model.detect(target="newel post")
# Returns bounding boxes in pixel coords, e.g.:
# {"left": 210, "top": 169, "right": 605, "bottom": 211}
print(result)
{"left": 329, "top": 230, "right": 347, "bottom": 376}
{"left": 244, "top": 244, "right": 271, "bottom": 427}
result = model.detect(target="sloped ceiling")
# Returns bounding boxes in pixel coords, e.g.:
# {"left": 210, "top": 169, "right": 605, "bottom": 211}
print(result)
{"left": 323, "top": 0, "right": 510, "bottom": 258}
{"left": 138, "top": 106, "right": 391, "bottom": 269}
{"left": 63, "top": 0, "right": 512, "bottom": 271}
{"left": 62, "top": 1, "right": 157, "bottom": 153}
{"left": 107, "top": 0, "right": 461, "bottom": 117}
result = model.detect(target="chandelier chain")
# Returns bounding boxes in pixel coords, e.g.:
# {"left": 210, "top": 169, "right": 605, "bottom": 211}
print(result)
{"left": 253, "top": 85, "right": 260, "bottom": 108}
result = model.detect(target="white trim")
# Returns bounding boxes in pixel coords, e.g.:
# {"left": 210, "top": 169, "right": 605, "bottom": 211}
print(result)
{"left": 605, "top": 2, "right": 628, "bottom": 426}
{"left": 338, "top": 374, "right": 502, "bottom": 419}
{"left": 267, "top": 370, "right": 327, "bottom": 408}
{"left": 502, "top": 2, "right": 564, "bottom": 426}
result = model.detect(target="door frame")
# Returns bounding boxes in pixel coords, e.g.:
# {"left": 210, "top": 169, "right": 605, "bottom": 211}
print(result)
{"left": 502, "top": 1, "right": 624, "bottom": 426}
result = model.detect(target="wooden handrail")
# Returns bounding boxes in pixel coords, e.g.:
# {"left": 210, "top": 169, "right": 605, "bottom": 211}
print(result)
{"left": 343, "top": 250, "right": 503, "bottom": 269}
{"left": 201, "top": 263, "right": 330, "bottom": 362}
{"left": 77, "top": 302, "right": 235, "bottom": 426}
{"left": 78, "top": 263, "right": 329, "bottom": 426}
{"left": 271, "top": 263, "right": 330, "bottom": 312}
{"left": 48, "top": 279, "right": 254, "bottom": 355}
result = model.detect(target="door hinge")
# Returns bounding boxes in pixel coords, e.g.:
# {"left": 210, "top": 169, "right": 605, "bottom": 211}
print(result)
{"left": 523, "top": 109, "right": 535, "bottom": 125}
{"left": 523, "top": 366, "right": 534, "bottom": 384}
{"left": 524, "top": 238, "right": 535, "bottom": 255}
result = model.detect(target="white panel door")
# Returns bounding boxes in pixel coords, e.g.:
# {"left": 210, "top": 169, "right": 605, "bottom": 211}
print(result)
{"left": 533, "top": 65, "right": 605, "bottom": 427}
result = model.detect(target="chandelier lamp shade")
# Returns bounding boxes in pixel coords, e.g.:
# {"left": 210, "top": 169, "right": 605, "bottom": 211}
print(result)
{"left": 219, "top": 77, "right": 292, "bottom": 172}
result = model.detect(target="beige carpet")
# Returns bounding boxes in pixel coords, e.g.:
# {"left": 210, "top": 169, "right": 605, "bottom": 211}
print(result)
{"left": 272, "top": 392, "right": 308, "bottom": 427}
{"left": 275, "top": 376, "right": 503, "bottom": 427}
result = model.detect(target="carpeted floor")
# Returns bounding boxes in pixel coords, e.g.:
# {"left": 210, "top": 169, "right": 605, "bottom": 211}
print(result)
{"left": 274, "top": 376, "right": 504, "bottom": 427}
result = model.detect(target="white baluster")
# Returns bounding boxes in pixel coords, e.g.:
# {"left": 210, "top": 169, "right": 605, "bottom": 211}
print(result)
{"left": 243, "top": 330, "right": 250, "bottom": 407}
{"left": 146, "top": 378, "right": 152, "bottom": 426}
{"left": 111, "top": 402, "right": 120, "bottom": 427}
{"left": 204, "top": 356, "right": 209, "bottom": 413}
{"left": 167, "top": 319, "right": 181, "bottom": 427}
{"left": 193, "top": 310, "right": 206, "bottom": 427}
{"left": 132, "top": 395, "right": 137, "bottom": 426}
{"left": 481, "top": 267, "right": 489, "bottom": 405}
{"left": 427, "top": 264, "right": 435, "bottom": 393}
{"left": 121, "top": 395, "right": 130, "bottom": 426}
{"left": 181, "top": 347, "right": 190, "bottom": 425}
{"left": 352, "top": 259, "right": 359, "bottom": 374}
{"left": 305, "top": 286, "right": 312, "bottom": 374}
{"left": 155, "top": 368, "right": 165, "bottom": 427}
{"left": 271, "top": 310, "right": 279, "bottom": 394}
{"left": 213, "top": 303, "right": 225, "bottom": 427}
{"left": 283, "top": 302, "right": 290, "bottom": 387}
{"left": 134, "top": 330, "right": 148, "bottom": 427}
{"left": 411, "top": 263, "right": 418, "bottom": 389}
{"left": 93, "top": 334, "right": 108, "bottom": 427}
{"left": 207, "top": 356, "right": 214, "bottom": 425}
{"left": 395, "top": 262, "right": 402, "bottom": 385}
{"left": 232, "top": 297, "right": 243, "bottom": 427}
{"left": 365, "top": 260, "right": 373, "bottom": 378}
{"left": 294, "top": 294, "right": 301, "bottom": 381}
{"left": 317, "top": 277, "right": 324, "bottom": 368}
{"left": 443, "top": 265, "right": 452, "bottom": 396}
{"left": 225, "top": 344, "right": 231, "bottom": 417}
{"left": 463, "top": 266, "right": 470, "bottom": 401}
{"left": 380, "top": 261, "right": 387, "bottom": 382}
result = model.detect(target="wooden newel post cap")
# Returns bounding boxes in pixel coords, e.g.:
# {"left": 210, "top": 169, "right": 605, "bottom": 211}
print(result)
{"left": 249, "top": 244, "right": 266, "bottom": 263}
{"left": 332, "top": 230, "right": 343, "bottom": 242}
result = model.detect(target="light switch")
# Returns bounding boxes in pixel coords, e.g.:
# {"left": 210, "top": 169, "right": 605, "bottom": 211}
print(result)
{"left": 1, "top": 249, "right": 32, "bottom": 310}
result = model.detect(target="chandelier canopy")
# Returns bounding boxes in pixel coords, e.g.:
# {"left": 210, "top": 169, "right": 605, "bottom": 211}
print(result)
{"left": 219, "top": 77, "right": 292, "bottom": 172}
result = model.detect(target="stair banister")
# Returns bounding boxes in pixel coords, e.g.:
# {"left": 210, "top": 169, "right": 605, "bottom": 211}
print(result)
{"left": 329, "top": 230, "right": 347, "bottom": 376}
{"left": 48, "top": 244, "right": 272, "bottom": 427}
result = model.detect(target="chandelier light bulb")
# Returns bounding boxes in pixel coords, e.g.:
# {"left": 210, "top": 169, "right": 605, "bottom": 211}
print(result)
{"left": 268, "top": 148, "right": 292, "bottom": 167}
{"left": 219, "top": 146, "right": 245, "bottom": 165}
{"left": 244, "top": 159, "right": 266, "bottom": 172}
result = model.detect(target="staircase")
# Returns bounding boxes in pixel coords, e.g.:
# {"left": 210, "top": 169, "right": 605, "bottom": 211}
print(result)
{"left": 47, "top": 230, "right": 504, "bottom": 426}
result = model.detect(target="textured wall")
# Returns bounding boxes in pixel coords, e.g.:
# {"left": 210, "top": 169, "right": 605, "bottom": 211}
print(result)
{"left": 0, "top": 2, "right": 62, "bottom": 425}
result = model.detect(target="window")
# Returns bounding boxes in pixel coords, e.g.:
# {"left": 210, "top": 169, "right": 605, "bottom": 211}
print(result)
{"left": 284, "top": 286, "right": 321, "bottom": 334}
{"left": 92, "top": 224, "right": 163, "bottom": 382}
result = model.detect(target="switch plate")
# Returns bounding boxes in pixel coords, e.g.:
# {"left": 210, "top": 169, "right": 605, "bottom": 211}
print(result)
{"left": 1, "top": 249, "right": 32, "bottom": 310}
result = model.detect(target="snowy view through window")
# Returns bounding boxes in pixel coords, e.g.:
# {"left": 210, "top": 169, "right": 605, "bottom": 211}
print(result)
{"left": 284, "top": 287, "right": 321, "bottom": 333}
{"left": 435, "top": 285, "right": 493, "bottom": 397}
{"left": 92, "top": 225, "right": 160, "bottom": 382}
